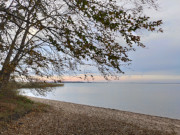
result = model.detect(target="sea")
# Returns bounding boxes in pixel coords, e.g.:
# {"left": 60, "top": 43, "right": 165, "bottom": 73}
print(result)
{"left": 20, "top": 82, "right": 180, "bottom": 119}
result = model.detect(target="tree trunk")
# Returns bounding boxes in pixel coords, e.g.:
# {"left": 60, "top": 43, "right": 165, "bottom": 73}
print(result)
{"left": 0, "top": 70, "right": 11, "bottom": 92}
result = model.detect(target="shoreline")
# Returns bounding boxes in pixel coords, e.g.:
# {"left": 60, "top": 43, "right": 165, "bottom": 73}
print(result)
{"left": 2, "top": 96, "right": 180, "bottom": 134}
{"left": 28, "top": 96, "right": 180, "bottom": 134}
{"left": 29, "top": 96, "right": 179, "bottom": 120}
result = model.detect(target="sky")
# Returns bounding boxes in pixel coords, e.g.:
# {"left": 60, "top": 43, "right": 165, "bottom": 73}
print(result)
{"left": 63, "top": 0, "right": 180, "bottom": 83}
{"left": 123, "top": 0, "right": 180, "bottom": 83}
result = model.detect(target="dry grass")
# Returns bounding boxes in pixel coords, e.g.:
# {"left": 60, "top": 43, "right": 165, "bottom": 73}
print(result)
{"left": 0, "top": 93, "right": 48, "bottom": 132}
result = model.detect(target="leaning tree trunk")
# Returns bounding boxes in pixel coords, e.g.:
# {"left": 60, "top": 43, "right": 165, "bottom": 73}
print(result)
{"left": 0, "top": 70, "right": 12, "bottom": 92}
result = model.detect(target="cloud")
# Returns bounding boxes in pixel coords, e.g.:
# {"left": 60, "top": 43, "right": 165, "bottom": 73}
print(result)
{"left": 120, "top": 0, "right": 180, "bottom": 80}
{"left": 118, "top": 75, "right": 180, "bottom": 83}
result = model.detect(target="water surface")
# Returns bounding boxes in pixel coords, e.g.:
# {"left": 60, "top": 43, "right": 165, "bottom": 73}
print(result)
{"left": 21, "top": 83, "right": 180, "bottom": 119}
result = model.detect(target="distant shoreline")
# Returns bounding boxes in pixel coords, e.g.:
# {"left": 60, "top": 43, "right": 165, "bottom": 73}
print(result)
{"left": 61, "top": 81, "right": 180, "bottom": 84}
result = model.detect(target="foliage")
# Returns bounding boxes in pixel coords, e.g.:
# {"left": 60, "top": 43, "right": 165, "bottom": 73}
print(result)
{"left": 0, "top": 0, "right": 162, "bottom": 88}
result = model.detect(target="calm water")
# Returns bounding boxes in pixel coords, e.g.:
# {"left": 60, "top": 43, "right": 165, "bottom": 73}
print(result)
{"left": 20, "top": 83, "right": 180, "bottom": 119}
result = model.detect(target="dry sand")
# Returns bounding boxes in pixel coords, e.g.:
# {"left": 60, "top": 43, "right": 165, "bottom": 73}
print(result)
{"left": 1, "top": 96, "right": 180, "bottom": 135}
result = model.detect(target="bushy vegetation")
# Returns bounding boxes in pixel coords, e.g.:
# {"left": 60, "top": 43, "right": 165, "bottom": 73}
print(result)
{"left": 17, "top": 82, "right": 64, "bottom": 89}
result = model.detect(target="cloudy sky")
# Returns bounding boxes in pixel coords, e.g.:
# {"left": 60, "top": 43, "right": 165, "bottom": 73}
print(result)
{"left": 120, "top": 0, "right": 180, "bottom": 83}
{"left": 63, "top": 0, "right": 180, "bottom": 83}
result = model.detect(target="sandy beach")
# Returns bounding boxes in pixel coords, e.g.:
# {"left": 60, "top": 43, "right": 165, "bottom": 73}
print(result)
{"left": 1, "top": 96, "right": 180, "bottom": 135}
